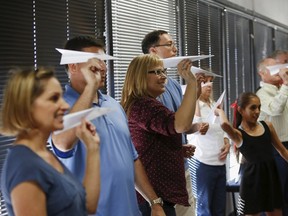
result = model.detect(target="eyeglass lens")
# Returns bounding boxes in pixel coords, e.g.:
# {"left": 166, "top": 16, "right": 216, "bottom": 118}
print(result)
{"left": 148, "top": 69, "right": 167, "bottom": 76}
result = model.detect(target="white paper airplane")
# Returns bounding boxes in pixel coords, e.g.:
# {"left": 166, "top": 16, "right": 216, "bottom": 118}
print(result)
{"left": 56, "top": 48, "right": 117, "bottom": 65}
{"left": 191, "top": 66, "right": 222, "bottom": 77}
{"left": 54, "top": 107, "right": 113, "bottom": 135}
{"left": 181, "top": 81, "right": 214, "bottom": 96}
{"left": 181, "top": 85, "right": 187, "bottom": 95}
{"left": 162, "top": 55, "right": 214, "bottom": 68}
{"left": 181, "top": 82, "right": 213, "bottom": 95}
{"left": 201, "top": 82, "right": 213, "bottom": 87}
{"left": 266, "top": 63, "right": 288, "bottom": 76}
{"left": 205, "top": 90, "right": 226, "bottom": 124}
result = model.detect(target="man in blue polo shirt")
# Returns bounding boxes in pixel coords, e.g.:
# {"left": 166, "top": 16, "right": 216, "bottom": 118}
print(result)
{"left": 51, "top": 36, "right": 165, "bottom": 216}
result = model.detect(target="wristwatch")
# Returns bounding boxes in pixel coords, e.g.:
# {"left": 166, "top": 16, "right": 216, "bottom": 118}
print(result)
{"left": 150, "top": 197, "right": 163, "bottom": 206}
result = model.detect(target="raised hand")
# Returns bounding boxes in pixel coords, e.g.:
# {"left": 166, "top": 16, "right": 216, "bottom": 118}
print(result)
{"left": 177, "top": 59, "right": 196, "bottom": 84}
{"left": 279, "top": 68, "right": 288, "bottom": 85}
{"left": 195, "top": 72, "right": 205, "bottom": 98}
{"left": 76, "top": 119, "right": 100, "bottom": 150}
{"left": 80, "top": 58, "right": 106, "bottom": 88}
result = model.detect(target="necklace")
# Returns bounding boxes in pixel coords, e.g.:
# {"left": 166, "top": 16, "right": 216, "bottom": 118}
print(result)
{"left": 240, "top": 122, "right": 262, "bottom": 135}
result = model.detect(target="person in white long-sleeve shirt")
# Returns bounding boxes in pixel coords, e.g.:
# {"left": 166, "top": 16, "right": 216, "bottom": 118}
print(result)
{"left": 256, "top": 57, "right": 288, "bottom": 216}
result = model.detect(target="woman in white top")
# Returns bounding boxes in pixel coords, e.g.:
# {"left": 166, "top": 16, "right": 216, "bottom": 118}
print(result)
{"left": 188, "top": 75, "right": 230, "bottom": 216}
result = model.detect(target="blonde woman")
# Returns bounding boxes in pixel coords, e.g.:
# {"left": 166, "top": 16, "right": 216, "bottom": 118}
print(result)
{"left": 121, "top": 54, "right": 207, "bottom": 216}
{"left": 0, "top": 67, "right": 100, "bottom": 216}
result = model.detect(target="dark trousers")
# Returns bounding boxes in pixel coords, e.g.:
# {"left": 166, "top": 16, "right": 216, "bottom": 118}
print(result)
{"left": 190, "top": 158, "right": 226, "bottom": 216}
{"left": 139, "top": 201, "right": 176, "bottom": 216}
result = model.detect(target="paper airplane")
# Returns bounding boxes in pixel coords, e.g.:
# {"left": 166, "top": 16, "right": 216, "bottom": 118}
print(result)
{"left": 181, "top": 85, "right": 187, "bottom": 95}
{"left": 181, "top": 81, "right": 213, "bottom": 95}
{"left": 56, "top": 48, "right": 117, "bottom": 65}
{"left": 201, "top": 82, "right": 213, "bottom": 87}
{"left": 205, "top": 90, "right": 226, "bottom": 124}
{"left": 54, "top": 107, "right": 113, "bottom": 135}
{"left": 182, "top": 81, "right": 213, "bottom": 90}
{"left": 191, "top": 66, "right": 222, "bottom": 77}
{"left": 266, "top": 63, "right": 288, "bottom": 76}
{"left": 162, "top": 55, "right": 214, "bottom": 68}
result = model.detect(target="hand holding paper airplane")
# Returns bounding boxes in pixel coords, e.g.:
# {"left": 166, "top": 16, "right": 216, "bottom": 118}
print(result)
{"left": 266, "top": 63, "right": 288, "bottom": 76}
{"left": 191, "top": 66, "right": 222, "bottom": 77}
{"left": 180, "top": 66, "right": 221, "bottom": 95}
{"left": 54, "top": 107, "right": 113, "bottom": 135}
{"left": 205, "top": 90, "right": 226, "bottom": 124}
{"left": 56, "top": 48, "right": 117, "bottom": 65}
{"left": 162, "top": 55, "right": 214, "bottom": 68}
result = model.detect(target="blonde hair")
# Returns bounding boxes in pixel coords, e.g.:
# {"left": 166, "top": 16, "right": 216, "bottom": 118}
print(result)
{"left": 121, "top": 54, "right": 163, "bottom": 115}
{"left": 0, "top": 67, "right": 55, "bottom": 136}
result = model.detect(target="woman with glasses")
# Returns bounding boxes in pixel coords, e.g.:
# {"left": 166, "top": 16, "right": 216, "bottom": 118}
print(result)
{"left": 121, "top": 54, "right": 206, "bottom": 216}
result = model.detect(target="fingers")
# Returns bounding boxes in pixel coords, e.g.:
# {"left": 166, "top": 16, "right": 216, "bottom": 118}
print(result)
{"left": 214, "top": 108, "right": 219, "bottom": 116}
{"left": 199, "top": 122, "right": 209, "bottom": 135}
{"left": 87, "top": 58, "right": 106, "bottom": 72}
{"left": 80, "top": 58, "right": 106, "bottom": 85}
{"left": 86, "top": 121, "right": 96, "bottom": 135}
{"left": 195, "top": 73, "right": 205, "bottom": 84}
{"left": 77, "top": 119, "right": 96, "bottom": 136}
{"left": 279, "top": 68, "right": 288, "bottom": 84}
{"left": 182, "top": 144, "right": 196, "bottom": 158}
{"left": 219, "top": 149, "right": 229, "bottom": 160}
{"left": 177, "top": 59, "right": 197, "bottom": 86}
{"left": 177, "top": 60, "right": 194, "bottom": 81}
{"left": 184, "top": 149, "right": 194, "bottom": 158}
{"left": 219, "top": 143, "right": 230, "bottom": 160}
{"left": 177, "top": 59, "right": 192, "bottom": 71}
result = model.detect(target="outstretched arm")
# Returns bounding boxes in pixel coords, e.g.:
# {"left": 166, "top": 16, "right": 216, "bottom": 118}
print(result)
{"left": 214, "top": 107, "right": 242, "bottom": 147}
{"left": 267, "top": 121, "right": 288, "bottom": 162}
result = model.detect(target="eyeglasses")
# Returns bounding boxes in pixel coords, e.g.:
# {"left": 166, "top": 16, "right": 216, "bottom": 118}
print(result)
{"left": 154, "top": 42, "right": 176, "bottom": 48}
{"left": 147, "top": 68, "right": 167, "bottom": 76}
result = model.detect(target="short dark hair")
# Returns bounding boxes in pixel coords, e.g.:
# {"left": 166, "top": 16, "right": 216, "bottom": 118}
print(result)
{"left": 141, "top": 30, "right": 168, "bottom": 54}
{"left": 64, "top": 35, "right": 105, "bottom": 51}
{"left": 64, "top": 36, "right": 105, "bottom": 70}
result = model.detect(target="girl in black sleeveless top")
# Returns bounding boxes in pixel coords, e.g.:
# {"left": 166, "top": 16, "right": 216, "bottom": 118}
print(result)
{"left": 215, "top": 92, "right": 288, "bottom": 216}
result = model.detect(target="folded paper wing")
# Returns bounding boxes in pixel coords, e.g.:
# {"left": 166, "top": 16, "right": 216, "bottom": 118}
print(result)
{"left": 181, "top": 85, "right": 187, "bottom": 95}
{"left": 162, "top": 55, "right": 214, "bottom": 68}
{"left": 56, "top": 48, "right": 117, "bottom": 64}
{"left": 201, "top": 82, "right": 213, "bottom": 87}
{"left": 266, "top": 63, "right": 288, "bottom": 76}
{"left": 54, "top": 107, "right": 113, "bottom": 135}
{"left": 191, "top": 66, "right": 222, "bottom": 77}
{"left": 205, "top": 90, "right": 226, "bottom": 124}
